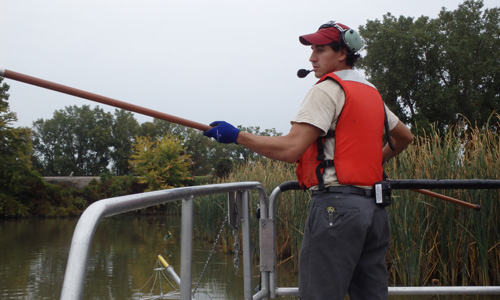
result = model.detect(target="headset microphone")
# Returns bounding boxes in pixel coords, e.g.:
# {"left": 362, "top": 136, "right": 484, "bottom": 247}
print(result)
{"left": 297, "top": 69, "right": 312, "bottom": 78}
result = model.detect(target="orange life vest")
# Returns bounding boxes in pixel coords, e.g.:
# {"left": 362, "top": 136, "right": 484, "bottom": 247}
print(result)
{"left": 296, "top": 72, "right": 385, "bottom": 189}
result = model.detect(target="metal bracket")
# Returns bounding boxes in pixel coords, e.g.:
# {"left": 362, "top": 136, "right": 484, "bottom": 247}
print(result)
{"left": 259, "top": 218, "right": 275, "bottom": 272}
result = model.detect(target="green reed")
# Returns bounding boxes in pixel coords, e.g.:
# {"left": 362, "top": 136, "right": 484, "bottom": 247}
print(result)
{"left": 194, "top": 159, "right": 310, "bottom": 264}
{"left": 386, "top": 115, "right": 500, "bottom": 286}
{"left": 195, "top": 115, "right": 499, "bottom": 285}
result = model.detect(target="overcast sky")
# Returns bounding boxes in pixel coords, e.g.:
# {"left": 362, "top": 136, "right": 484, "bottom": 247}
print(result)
{"left": 2, "top": 0, "right": 497, "bottom": 134}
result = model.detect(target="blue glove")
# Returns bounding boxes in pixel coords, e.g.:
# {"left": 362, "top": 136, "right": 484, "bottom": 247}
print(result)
{"left": 203, "top": 121, "right": 240, "bottom": 144}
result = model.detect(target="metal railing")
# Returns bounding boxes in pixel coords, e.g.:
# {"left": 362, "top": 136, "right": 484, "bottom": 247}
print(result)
{"left": 253, "top": 180, "right": 500, "bottom": 299}
{"left": 60, "top": 182, "right": 267, "bottom": 300}
{"left": 61, "top": 180, "right": 500, "bottom": 300}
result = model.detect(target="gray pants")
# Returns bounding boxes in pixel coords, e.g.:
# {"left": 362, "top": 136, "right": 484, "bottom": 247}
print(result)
{"left": 298, "top": 192, "right": 390, "bottom": 300}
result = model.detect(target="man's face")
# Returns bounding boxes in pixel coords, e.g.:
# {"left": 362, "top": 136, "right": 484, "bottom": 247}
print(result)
{"left": 309, "top": 45, "right": 347, "bottom": 78}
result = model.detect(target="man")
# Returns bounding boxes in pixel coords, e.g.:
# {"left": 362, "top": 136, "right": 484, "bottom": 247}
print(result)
{"left": 204, "top": 21, "right": 413, "bottom": 300}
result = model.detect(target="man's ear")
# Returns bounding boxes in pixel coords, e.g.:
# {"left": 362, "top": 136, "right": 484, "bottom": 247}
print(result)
{"left": 339, "top": 50, "right": 348, "bottom": 62}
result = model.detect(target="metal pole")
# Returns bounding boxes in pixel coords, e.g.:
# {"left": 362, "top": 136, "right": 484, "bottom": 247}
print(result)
{"left": 0, "top": 68, "right": 210, "bottom": 131}
{"left": 255, "top": 185, "right": 271, "bottom": 300}
{"left": 59, "top": 204, "right": 105, "bottom": 300}
{"left": 180, "top": 196, "right": 194, "bottom": 300}
{"left": 268, "top": 186, "right": 281, "bottom": 299}
{"left": 386, "top": 179, "right": 500, "bottom": 190}
{"left": 268, "top": 181, "right": 302, "bottom": 299}
{"left": 389, "top": 286, "right": 500, "bottom": 295}
{"left": 273, "top": 286, "right": 500, "bottom": 296}
{"left": 241, "top": 191, "right": 253, "bottom": 300}
{"left": 158, "top": 255, "right": 181, "bottom": 287}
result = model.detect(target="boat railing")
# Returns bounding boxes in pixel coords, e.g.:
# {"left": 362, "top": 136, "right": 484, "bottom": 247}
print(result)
{"left": 253, "top": 180, "right": 500, "bottom": 299}
{"left": 61, "top": 180, "right": 500, "bottom": 300}
{"left": 60, "top": 181, "right": 267, "bottom": 300}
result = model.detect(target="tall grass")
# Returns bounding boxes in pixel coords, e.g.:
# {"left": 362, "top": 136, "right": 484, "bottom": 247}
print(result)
{"left": 195, "top": 115, "right": 500, "bottom": 286}
{"left": 386, "top": 115, "right": 500, "bottom": 286}
{"left": 220, "top": 160, "right": 310, "bottom": 269}
{"left": 194, "top": 159, "right": 310, "bottom": 265}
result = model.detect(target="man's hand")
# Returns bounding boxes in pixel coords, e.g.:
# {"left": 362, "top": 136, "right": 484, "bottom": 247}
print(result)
{"left": 203, "top": 121, "right": 240, "bottom": 144}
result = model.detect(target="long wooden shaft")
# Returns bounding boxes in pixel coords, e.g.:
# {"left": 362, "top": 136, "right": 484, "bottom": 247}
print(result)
{"left": 0, "top": 68, "right": 211, "bottom": 131}
{"left": 411, "top": 189, "right": 481, "bottom": 211}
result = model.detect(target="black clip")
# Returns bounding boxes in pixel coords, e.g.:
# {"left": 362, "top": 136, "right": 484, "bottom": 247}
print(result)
{"left": 374, "top": 182, "right": 391, "bottom": 207}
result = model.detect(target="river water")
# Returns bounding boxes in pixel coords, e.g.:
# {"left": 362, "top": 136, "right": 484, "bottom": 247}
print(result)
{"left": 0, "top": 215, "right": 298, "bottom": 300}
{"left": 0, "top": 216, "right": 496, "bottom": 300}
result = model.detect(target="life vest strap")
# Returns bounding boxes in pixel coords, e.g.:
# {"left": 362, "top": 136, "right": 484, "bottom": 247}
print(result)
{"left": 315, "top": 159, "right": 334, "bottom": 191}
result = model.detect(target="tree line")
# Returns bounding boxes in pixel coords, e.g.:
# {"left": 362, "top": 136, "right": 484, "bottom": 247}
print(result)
{"left": 359, "top": 0, "right": 500, "bottom": 135}
{"left": 30, "top": 104, "right": 278, "bottom": 178}
{"left": 1, "top": 0, "right": 498, "bottom": 217}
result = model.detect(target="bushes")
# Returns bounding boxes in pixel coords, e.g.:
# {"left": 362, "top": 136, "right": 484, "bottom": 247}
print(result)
{"left": 81, "top": 174, "right": 146, "bottom": 204}
{"left": 1, "top": 172, "right": 87, "bottom": 217}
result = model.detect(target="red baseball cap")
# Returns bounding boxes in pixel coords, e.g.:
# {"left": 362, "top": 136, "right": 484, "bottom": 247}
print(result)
{"left": 299, "top": 22, "right": 350, "bottom": 46}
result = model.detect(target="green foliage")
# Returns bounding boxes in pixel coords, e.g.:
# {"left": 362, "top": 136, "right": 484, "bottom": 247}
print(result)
{"left": 129, "top": 135, "right": 192, "bottom": 191}
{"left": 195, "top": 159, "right": 304, "bottom": 260}
{"left": 359, "top": 0, "right": 500, "bottom": 134}
{"left": 0, "top": 78, "right": 38, "bottom": 216}
{"left": 215, "top": 157, "right": 234, "bottom": 178}
{"left": 0, "top": 77, "right": 88, "bottom": 217}
{"left": 30, "top": 109, "right": 283, "bottom": 178}
{"left": 138, "top": 118, "right": 190, "bottom": 140}
{"left": 25, "top": 181, "right": 86, "bottom": 217}
{"left": 385, "top": 115, "right": 500, "bottom": 286}
{"left": 81, "top": 174, "right": 147, "bottom": 204}
{"left": 138, "top": 120, "right": 283, "bottom": 176}
{"left": 31, "top": 105, "right": 114, "bottom": 176}
{"left": 200, "top": 125, "right": 282, "bottom": 176}
{"left": 177, "top": 126, "right": 218, "bottom": 176}
{"left": 0, "top": 81, "right": 33, "bottom": 189}
{"left": 222, "top": 159, "right": 305, "bottom": 265}
{"left": 110, "top": 110, "right": 140, "bottom": 175}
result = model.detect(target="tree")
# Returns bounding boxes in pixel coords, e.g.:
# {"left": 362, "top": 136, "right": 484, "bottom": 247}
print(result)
{"left": 138, "top": 118, "right": 190, "bottom": 141}
{"left": 136, "top": 120, "right": 283, "bottom": 176}
{"left": 0, "top": 77, "right": 40, "bottom": 216}
{"left": 31, "top": 103, "right": 284, "bottom": 178}
{"left": 129, "top": 134, "right": 192, "bottom": 191}
{"left": 110, "top": 109, "right": 140, "bottom": 175}
{"left": 359, "top": 0, "right": 500, "bottom": 134}
{"left": 32, "top": 105, "right": 114, "bottom": 175}
{"left": 137, "top": 120, "right": 212, "bottom": 175}
{"left": 179, "top": 127, "right": 215, "bottom": 176}
{"left": 215, "top": 157, "right": 234, "bottom": 178}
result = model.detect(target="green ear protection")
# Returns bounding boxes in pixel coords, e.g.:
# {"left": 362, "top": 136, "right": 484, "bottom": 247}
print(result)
{"left": 319, "top": 21, "right": 364, "bottom": 53}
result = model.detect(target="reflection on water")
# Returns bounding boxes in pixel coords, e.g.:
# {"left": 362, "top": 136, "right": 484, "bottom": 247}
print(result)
{"left": 0, "top": 216, "right": 496, "bottom": 300}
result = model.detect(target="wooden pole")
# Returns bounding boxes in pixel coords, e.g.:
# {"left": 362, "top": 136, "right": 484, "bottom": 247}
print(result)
{"left": 411, "top": 189, "right": 481, "bottom": 211}
{"left": 0, "top": 68, "right": 211, "bottom": 131}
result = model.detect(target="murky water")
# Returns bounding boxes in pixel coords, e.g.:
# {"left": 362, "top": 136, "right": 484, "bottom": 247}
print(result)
{"left": 0, "top": 215, "right": 297, "bottom": 300}
{"left": 0, "top": 216, "right": 496, "bottom": 299}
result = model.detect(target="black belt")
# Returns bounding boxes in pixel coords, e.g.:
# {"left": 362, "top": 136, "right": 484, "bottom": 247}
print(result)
{"left": 311, "top": 185, "right": 374, "bottom": 197}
